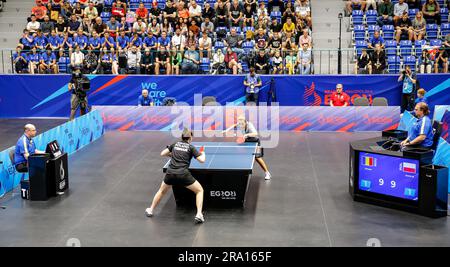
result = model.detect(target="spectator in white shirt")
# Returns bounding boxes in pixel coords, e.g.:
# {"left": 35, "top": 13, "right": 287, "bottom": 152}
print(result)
{"left": 394, "top": 0, "right": 409, "bottom": 24}
{"left": 189, "top": 0, "right": 203, "bottom": 24}
{"left": 171, "top": 27, "right": 186, "bottom": 51}
{"left": 199, "top": 31, "right": 212, "bottom": 58}
{"left": 27, "top": 15, "right": 41, "bottom": 34}
{"left": 71, "top": 45, "right": 85, "bottom": 69}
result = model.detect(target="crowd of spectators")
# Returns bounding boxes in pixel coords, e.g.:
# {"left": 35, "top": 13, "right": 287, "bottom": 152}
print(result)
{"left": 12, "top": 0, "right": 315, "bottom": 75}
{"left": 351, "top": 0, "right": 450, "bottom": 74}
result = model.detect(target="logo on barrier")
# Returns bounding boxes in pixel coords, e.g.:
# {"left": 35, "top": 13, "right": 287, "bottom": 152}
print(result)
{"left": 318, "top": 115, "right": 348, "bottom": 125}
{"left": 363, "top": 114, "right": 393, "bottom": 125}
{"left": 303, "top": 82, "right": 322, "bottom": 106}
{"left": 210, "top": 190, "right": 237, "bottom": 200}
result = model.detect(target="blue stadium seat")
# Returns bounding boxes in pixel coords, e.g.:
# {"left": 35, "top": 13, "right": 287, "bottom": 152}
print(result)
{"left": 366, "top": 10, "right": 378, "bottom": 25}
{"left": 441, "top": 23, "right": 450, "bottom": 38}
{"left": 388, "top": 56, "right": 401, "bottom": 74}
{"left": 414, "top": 40, "right": 426, "bottom": 55}
{"left": 426, "top": 24, "right": 439, "bottom": 40}
{"left": 385, "top": 40, "right": 398, "bottom": 56}
{"left": 58, "top": 56, "right": 70, "bottom": 74}
{"left": 408, "top": 9, "right": 418, "bottom": 21}
{"left": 355, "top": 40, "right": 368, "bottom": 58}
{"left": 399, "top": 40, "right": 413, "bottom": 57}
{"left": 353, "top": 25, "right": 366, "bottom": 41}
{"left": 243, "top": 26, "right": 255, "bottom": 33}
{"left": 430, "top": 39, "right": 442, "bottom": 47}
{"left": 242, "top": 41, "right": 255, "bottom": 54}
{"left": 351, "top": 10, "right": 364, "bottom": 26}
{"left": 382, "top": 25, "right": 395, "bottom": 39}
{"left": 200, "top": 58, "right": 210, "bottom": 74}
{"left": 100, "top": 12, "right": 111, "bottom": 23}
{"left": 441, "top": 8, "right": 449, "bottom": 23}
{"left": 403, "top": 55, "right": 417, "bottom": 72}
{"left": 214, "top": 41, "right": 225, "bottom": 51}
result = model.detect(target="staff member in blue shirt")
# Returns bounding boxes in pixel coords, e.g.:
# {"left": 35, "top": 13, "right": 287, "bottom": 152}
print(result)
{"left": 400, "top": 102, "right": 434, "bottom": 148}
{"left": 243, "top": 67, "right": 262, "bottom": 105}
{"left": 138, "top": 89, "right": 154, "bottom": 106}
{"left": 14, "top": 124, "right": 44, "bottom": 172}
{"left": 398, "top": 65, "right": 417, "bottom": 113}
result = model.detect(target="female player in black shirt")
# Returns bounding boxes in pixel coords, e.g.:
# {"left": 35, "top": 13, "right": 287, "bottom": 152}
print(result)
{"left": 145, "top": 128, "right": 206, "bottom": 223}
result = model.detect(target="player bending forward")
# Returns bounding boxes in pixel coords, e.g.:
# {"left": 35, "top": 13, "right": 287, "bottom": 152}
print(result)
{"left": 145, "top": 128, "right": 206, "bottom": 224}
{"left": 223, "top": 115, "right": 272, "bottom": 180}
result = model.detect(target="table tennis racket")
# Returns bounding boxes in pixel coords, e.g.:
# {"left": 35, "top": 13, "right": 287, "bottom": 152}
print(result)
{"left": 236, "top": 136, "right": 245, "bottom": 144}
{"left": 199, "top": 146, "right": 205, "bottom": 153}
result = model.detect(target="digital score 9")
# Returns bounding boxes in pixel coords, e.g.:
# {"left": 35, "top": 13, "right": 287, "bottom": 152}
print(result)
{"left": 378, "top": 178, "right": 396, "bottom": 188}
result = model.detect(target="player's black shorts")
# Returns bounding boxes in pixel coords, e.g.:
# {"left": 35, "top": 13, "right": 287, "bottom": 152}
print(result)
{"left": 164, "top": 170, "right": 196, "bottom": 186}
{"left": 245, "top": 137, "right": 264, "bottom": 158}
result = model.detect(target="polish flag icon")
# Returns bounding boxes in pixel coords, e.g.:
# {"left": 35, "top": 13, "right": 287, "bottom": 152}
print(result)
{"left": 402, "top": 162, "right": 417, "bottom": 174}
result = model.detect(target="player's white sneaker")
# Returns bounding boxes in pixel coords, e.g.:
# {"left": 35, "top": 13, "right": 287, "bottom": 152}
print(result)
{"left": 145, "top": 208, "right": 153, "bottom": 217}
{"left": 194, "top": 214, "right": 205, "bottom": 224}
{"left": 265, "top": 172, "right": 272, "bottom": 180}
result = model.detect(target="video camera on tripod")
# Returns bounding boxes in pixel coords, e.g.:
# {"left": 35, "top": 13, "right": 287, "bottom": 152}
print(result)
{"left": 72, "top": 72, "right": 90, "bottom": 98}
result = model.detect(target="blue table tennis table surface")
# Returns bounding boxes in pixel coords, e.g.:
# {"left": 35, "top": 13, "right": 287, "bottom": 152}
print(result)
{"left": 163, "top": 142, "right": 258, "bottom": 171}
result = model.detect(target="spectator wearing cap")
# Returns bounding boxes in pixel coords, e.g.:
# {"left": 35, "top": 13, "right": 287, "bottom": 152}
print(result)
{"left": 140, "top": 48, "right": 154, "bottom": 74}
{"left": 434, "top": 46, "right": 448, "bottom": 73}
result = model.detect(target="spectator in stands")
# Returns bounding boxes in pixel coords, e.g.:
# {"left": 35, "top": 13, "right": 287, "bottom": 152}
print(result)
{"left": 393, "top": 0, "right": 409, "bottom": 24}
{"left": 140, "top": 48, "right": 154, "bottom": 74}
{"left": 135, "top": 2, "right": 149, "bottom": 23}
{"left": 255, "top": 28, "right": 268, "bottom": 51}
{"left": 138, "top": 89, "right": 154, "bottom": 106}
{"left": 297, "top": 42, "right": 312, "bottom": 74}
{"left": 422, "top": 0, "right": 441, "bottom": 25}
{"left": 257, "top": 2, "right": 270, "bottom": 25}
{"left": 412, "top": 11, "right": 427, "bottom": 41}
{"left": 199, "top": 31, "right": 212, "bottom": 58}
{"left": 55, "top": 16, "right": 67, "bottom": 35}
{"left": 74, "top": 28, "right": 88, "bottom": 50}
{"left": 419, "top": 49, "right": 433, "bottom": 73}
{"left": 90, "top": 30, "right": 102, "bottom": 52}
{"left": 298, "top": 28, "right": 312, "bottom": 48}
{"left": 269, "top": 17, "right": 282, "bottom": 38}
{"left": 268, "top": 31, "right": 282, "bottom": 55}
{"left": 415, "top": 88, "right": 428, "bottom": 104}
{"left": 365, "top": 0, "right": 377, "bottom": 12}
{"left": 201, "top": 17, "right": 215, "bottom": 38}
{"left": 346, "top": 0, "right": 366, "bottom": 14}
{"left": 61, "top": 32, "right": 74, "bottom": 52}
{"left": 161, "top": 18, "right": 174, "bottom": 36}
{"left": 155, "top": 46, "right": 171, "bottom": 74}
{"left": 34, "top": 29, "right": 48, "bottom": 50}
{"left": 170, "top": 27, "right": 185, "bottom": 51}
{"left": 110, "top": 47, "right": 119, "bottom": 74}
{"left": 395, "top": 11, "right": 413, "bottom": 42}
{"left": 164, "top": 1, "right": 178, "bottom": 27}
{"left": 96, "top": 47, "right": 113, "bottom": 74}
{"left": 368, "top": 30, "right": 385, "bottom": 51}
{"left": 224, "top": 46, "right": 241, "bottom": 74}
{"left": 73, "top": 2, "right": 84, "bottom": 21}
{"left": 329, "top": 84, "right": 350, "bottom": 107}
{"left": 27, "top": 15, "right": 41, "bottom": 34}
{"left": 71, "top": 45, "right": 84, "bottom": 69}
{"left": 243, "top": 4, "right": 254, "bottom": 28}
{"left": 84, "top": 2, "right": 98, "bottom": 22}
{"left": 181, "top": 44, "right": 200, "bottom": 74}
{"left": 254, "top": 49, "right": 270, "bottom": 74}
{"left": 157, "top": 30, "right": 171, "bottom": 50}
{"left": 68, "top": 14, "right": 81, "bottom": 37}
{"left": 371, "top": 44, "right": 386, "bottom": 74}
{"left": 434, "top": 46, "right": 448, "bottom": 73}
{"left": 189, "top": 20, "right": 201, "bottom": 37}
{"left": 13, "top": 46, "right": 28, "bottom": 74}
{"left": 111, "top": 0, "right": 126, "bottom": 20}
{"left": 120, "top": 18, "right": 131, "bottom": 35}
{"left": 47, "top": 30, "right": 61, "bottom": 51}
{"left": 19, "top": 29, "right": 34, "bottom": 51}
{"left": 102, "top": 31, "right": 116, "bottom": 49}
{"left": 225, "top": 27, "right": 244, "bottom": 55}
{"left": 355, "top": 48, "right": 372, "bottom": 74}
{"left": 377, "top": 0, "right": 394, "bottom": 26}
{"left": 244, "top": 0, "right": 257, "bottom": 15}
{"left": 202, "top": 2, "right": 215, "bottom": 22}
{"left": 171, "top": 49, "right": 183, "bottom": 75}
{"left": 31, "top": 0, "right": 48, "bottom": 22}
{"left": 133, "top": 18, "right": 147, "bottom": 36}
{"left": 398, "top": 65, "right": 417, "bottom": 112}
{"left": 282, "top": 17, "right": 296, "bottom": 36}
{"left": 285, "top": 50, "right": 297, "bottom": 74}
{"left": 150, "top": 1, "right": 162, "bottom": 22}
{"left": 211, "top": 48, "right": 226, "bottom": 74}
{"left": 129, "top": 32, "right": 142, "bottom": 48}
{"left": 83, "top": 46, "right": 98, "bottom": 74}
{"left": 282, "top": 31, "right": 297, "bottom": 51}
{"left": 282, "top": 2, "right": 295, "bottom": 24}
{"left": 81, "top": 17, "right": 93, "bottom": 36}
{"left": 106, "top": 16, "right": 121, "bottom": 39}
{"left": 39, "top": 47, "right": 58, "bottom": 74}
{"left": 189, "top": 0, "right": 203, "bottom": 24}
{"left": 444, "top": 33, "right": 450, "bottom": 48}
{"left": 148, "top": 18, "right": 161, "bottom": 37}
{"left": 229, "top": 0, "right": 243, "bottom": 28}
{"left": 61, "top": 2, "right": 73, "bottom": 20}
{"left": 28, "top": 47, "right": 41, "bottom": 74}
{"left": 406, "top": 0, "right": 421, "bottom": 9}
{"left": 243, "top": 67, "right": 262, "bottom": 104}
{"left": 93, "top": 17, "right": 107, "bottom": 36}
{"left": 126, "top": 46, "right": 141, "bottom": 74}
{"left": 268, "top": 0, "right": 284, "bottom": 14}
{"left": 271, "top": 50, "right": 283, "bottom": 74}
{"left": 295, "top": 0, "right": 312, "bottom": 28}
{"left": 40, "top": 15, "right": 54, "bottom": 36}
{"left": 215, "top": 0, "right": 229, "bottom": 28}
{"left": 177, "top": 1, "right": 190, "bottom": 23}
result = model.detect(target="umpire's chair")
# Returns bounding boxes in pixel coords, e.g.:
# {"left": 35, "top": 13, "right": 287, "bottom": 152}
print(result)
{"left": 431, "top": 120, "right": 443, "bottom": 152}
{"left": 9, "top": 149, "right": 26, "bottom": 173}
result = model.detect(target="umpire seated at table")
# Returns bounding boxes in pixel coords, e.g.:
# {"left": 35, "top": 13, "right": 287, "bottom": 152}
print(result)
{"left": 138, "top": 89, "right": 154, "bottom": 106}
{"left": 13, "top": 124, "right": 44, "bottom": 173}
{"left": 400, "top": 102, "right": 434, "bottom": 149}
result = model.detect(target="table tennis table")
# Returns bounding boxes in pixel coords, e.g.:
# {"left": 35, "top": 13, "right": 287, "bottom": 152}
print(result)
{"left": 163, "top": 142, "right": 258, "bottom": 208}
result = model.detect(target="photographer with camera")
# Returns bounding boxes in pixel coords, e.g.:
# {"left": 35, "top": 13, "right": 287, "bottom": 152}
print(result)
{"left": 398, "top": 65, "right": 417, "bottom": 113}
{"left": 68, "top": 67, "right": 90, "bottom": 121}
{"left": 243, "top": 67, "right": 262, "bottom": 105}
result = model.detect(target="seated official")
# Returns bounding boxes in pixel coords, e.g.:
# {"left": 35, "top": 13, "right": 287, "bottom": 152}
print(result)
{"left": 138, "top": 89, "right": 154, "bottom": 106}
{"left": 329, "top": 84, "right": 350, "bottom": 107}
{"left": 14, "top": 124, "right": 44, "bottom": 172}
{"left": 400, "top": 102, "right": 434, "bottom": 148}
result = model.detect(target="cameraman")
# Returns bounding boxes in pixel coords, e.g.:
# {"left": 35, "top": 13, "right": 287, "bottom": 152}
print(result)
{"left": 68, "top": 67, "right": 89, "bottom": 121}
{"left": 243, "top": 67, "right": 262, "bottom": 105}
{"left": 398, "top": 65, "right": 417, "bottom": 113}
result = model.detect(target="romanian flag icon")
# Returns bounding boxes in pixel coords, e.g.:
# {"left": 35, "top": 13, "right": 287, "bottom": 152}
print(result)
{"left": 401, "top": 162, "right": 417, "bottom": 174}
{"left": 362, "top": 156, "right": 376, "bottom": 167}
